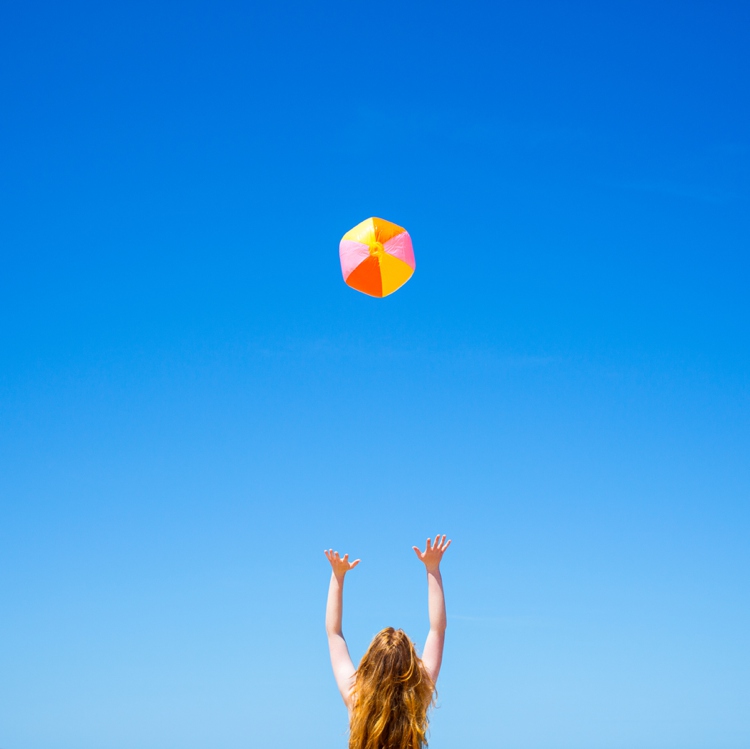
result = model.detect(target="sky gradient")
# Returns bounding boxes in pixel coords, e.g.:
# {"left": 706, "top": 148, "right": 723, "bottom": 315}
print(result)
{"left": 1, "top": 1, "right": 749, "bottom": 748}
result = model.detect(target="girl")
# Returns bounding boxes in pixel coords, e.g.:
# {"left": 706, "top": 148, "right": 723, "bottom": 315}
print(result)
{"left": 324, "top": 535, "right": 451, "bottom": 749}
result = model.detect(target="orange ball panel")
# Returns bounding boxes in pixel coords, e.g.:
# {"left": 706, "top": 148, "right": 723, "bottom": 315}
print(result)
{"left": 345, "top": 256, "right": 383, "bottom": 297}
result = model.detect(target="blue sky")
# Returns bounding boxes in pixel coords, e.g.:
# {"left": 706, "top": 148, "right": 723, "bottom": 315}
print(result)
{"left": 1, "top": 1, "right": 748, "bottom": 748}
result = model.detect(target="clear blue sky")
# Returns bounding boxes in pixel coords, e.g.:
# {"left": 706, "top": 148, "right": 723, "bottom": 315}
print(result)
{"left": 1, "top": 1, "right": 748, "bottom": 748}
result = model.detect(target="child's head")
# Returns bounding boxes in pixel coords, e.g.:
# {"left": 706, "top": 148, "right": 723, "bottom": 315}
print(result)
{"left": 349, "top": 627, "right": 435, "bottom": 749}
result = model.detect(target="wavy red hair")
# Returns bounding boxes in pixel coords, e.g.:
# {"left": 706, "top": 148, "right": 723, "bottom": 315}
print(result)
{"left": 349, "top": 627, "right": 435, "bottom": 749}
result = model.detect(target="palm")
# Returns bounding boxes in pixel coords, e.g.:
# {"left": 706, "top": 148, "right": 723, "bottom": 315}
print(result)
{"left": 413, "top": 535, "right": 451, "bottom": 570}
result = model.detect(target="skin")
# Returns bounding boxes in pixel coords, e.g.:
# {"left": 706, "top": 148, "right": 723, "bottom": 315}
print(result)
{"left": 324, "top": 535, "right": 451, "bottom": 711}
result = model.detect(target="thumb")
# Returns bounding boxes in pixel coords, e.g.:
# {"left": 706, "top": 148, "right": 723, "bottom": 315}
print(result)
{"left": 412, "top": 546, "right": 422, "bottom": 558}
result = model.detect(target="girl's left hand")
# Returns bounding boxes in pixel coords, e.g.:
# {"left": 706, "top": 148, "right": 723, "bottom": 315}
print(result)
{"left": 325, "top": 549, "right": 361, "bottom": 577}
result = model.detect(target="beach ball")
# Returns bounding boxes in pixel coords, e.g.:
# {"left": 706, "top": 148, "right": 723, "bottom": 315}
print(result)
{"left": 339, "top": 217, "right": 415, "bottom": 297}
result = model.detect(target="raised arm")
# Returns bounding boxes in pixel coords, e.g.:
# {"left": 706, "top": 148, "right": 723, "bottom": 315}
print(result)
{"left": 412, "top": 535, "right": 451, "bottom": 684}
{"left": 324, "top": 549, "right": 360, "bottom": 711}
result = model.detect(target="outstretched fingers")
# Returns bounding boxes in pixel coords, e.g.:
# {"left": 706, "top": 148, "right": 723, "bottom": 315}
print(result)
{"left": 324, "top": 548, "right": 361, "bottom": 572}
{"left": 413, "top": 534, "right": 453, "bottom": 569}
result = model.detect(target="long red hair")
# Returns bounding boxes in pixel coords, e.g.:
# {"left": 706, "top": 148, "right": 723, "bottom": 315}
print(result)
{"left": 349, "top": 627, "right": 435, "bottom": 749}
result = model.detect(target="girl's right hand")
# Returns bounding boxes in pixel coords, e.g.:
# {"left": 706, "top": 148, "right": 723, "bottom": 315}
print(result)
{"left": 412, "top": 534, "right": 451, "bottom": 572}
{"left": 324, "top": 549, "right": 361, "bottom": 577}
